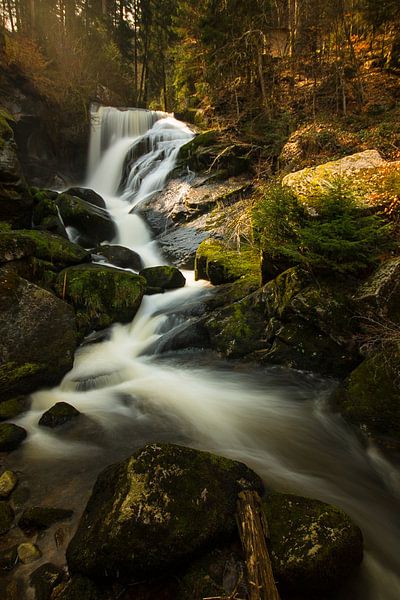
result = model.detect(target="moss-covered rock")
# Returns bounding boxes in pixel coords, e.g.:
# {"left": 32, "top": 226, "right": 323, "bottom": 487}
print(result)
{"left": 19, "top": 506, "right": 73, "bottom": 532}
{"left": 17, "top": 542, "right": 41, "bottom": 564}
{"left": 32, "top": 192, "right": 67, "bottom": 238}
{"left": 0, "top": 500, "right": 14, "bottom": 534}
{"left": 264, "top": 493, "right": 363, "bottom": 595}
{"left": 30, "top": 562, "right": 65, "bottom": 600}
{"left": 0, "top": 396, "right": 30, "bottom": 421}
{"left": 66, "top": 443, "right": 263, "bottom": 581}
{"left": 195, "top": 239, "right": 261, "bottom": 287}
{"left": 95, "top": 244, "right": 143, "bottom": 271}
{"left": 336, "top": 348, "right": 400, "bottom": 446}
{"left": 0, "top": 423, "right": 27, "bottom": 451}
{"left": 65, "top": 188, "right": 106, "bottom": 209}
{"left": 39, "top": 402, "right": 80, "bottom": 428}
{"left": 56, "top": 193, "right": 115, "bottom": 247}
{"left": 0, "top": 230, "right": 89, "bottom": 269}
{"left": 0, "top": 232, "right": 35, "bottom": 263}
{"left": 55, "top": 264, "right": 145, "bottom": 336}
{"left": 139, "top": 265, "right": 186, "bottom": 291}
{"left": 0, "top": 470, "right": 18, "bottom": 498}
{"left": 0, "top": 273, "right": 77, "bottom": 399}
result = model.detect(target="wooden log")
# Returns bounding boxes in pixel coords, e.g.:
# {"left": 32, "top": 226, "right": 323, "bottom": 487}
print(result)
{"left": 236, "top": 490, "right": 281, "bottom": 600}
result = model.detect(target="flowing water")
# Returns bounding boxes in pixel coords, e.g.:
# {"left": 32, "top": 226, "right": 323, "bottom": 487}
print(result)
{"left": 3, "top": 107, "right": 400, "bottom": 599}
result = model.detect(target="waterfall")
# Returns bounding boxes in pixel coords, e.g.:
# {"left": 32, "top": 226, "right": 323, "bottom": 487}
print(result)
{"left": 6, "top": 107, "right": 400, "bottom": 600}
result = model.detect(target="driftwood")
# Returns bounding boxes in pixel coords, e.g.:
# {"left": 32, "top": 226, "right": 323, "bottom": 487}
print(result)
{"left": 236, "top": 491, "right": 281, "bottom": 600}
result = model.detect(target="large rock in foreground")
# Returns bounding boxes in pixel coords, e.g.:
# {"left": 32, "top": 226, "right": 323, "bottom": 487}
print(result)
{"left": 66, "top": 443, "right": 263, "bottom": 580}
{"left": 0, "top": 272, "right": 77, "bottom": 399}
{"left": 264, "top": 493, "right": 363, "bottom": 595}
{"left": 56, "top": 193, "right": 115, "bottom": 247}
{"left": 55, "top": 264, "right": 145, "bottom": 336}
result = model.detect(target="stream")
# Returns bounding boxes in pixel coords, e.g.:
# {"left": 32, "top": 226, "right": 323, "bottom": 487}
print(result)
{"left": 2, "top": 106, "right": 400, "bottom": 599}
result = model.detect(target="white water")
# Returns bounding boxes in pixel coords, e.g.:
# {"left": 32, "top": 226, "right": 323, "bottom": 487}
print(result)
{"left": 7, "top": 107, "right": 400, "bottom": 599}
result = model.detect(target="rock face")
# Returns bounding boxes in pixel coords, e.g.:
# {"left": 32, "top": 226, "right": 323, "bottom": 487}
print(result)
{"left": 264, "top": 493, "right": 363, "bottom": 595}
{"left": 0, "top": 109, "right": 33, "bottom": 227}
{"left": 66, "top": 443, "right": 263, "bottom": 580}
{"left": 56, "top": 193, "right": 116, "bottom": 247}
{"left": 336, "top": 348, "right": 400, "bottom": 446}
{"left": 0, "top": 272, "right": 77, "bottom": 399}
{"left": 38, "top": 402, "right": 80, "bottom": 428}
{"left": 139, "top": 265, "right": 186, "bottom": 291}
{"left": 55, "top": 264, "right": 145, "bottom": 336}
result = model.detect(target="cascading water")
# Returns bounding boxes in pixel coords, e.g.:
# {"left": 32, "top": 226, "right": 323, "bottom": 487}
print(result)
{"left": 5, "top": 107, "right": 400, "bottom": 599}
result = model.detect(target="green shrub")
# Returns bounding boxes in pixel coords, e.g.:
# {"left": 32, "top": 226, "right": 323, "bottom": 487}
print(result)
{"left": 253, "top": 178, "right": 394, "bottom": 275}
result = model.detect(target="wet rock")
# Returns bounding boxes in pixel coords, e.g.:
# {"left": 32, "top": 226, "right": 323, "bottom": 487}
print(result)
{"left": 38, "top": 402, "right": 80, "bottom": 429}
{"left": 95, "top": 244, "right": 143, "bottom": 270}
{"left": 353, "top": 257, "right": 400, "bottom": 324}
{"left": 336, "top": 348, "right": 400, "bottom": 447}
{"left": 32, "top": 189, "right": 68, "bottom": 238}
{"left": 0, "top": 396, "right": 30, "bottom": 421}
{"left": 0, "top": 423, "right": 27, "bottom": 451}
{"left": 0, "top": 273, "right": 77, "bottom": 399}
{"left": 17, "top": 542, "right": 41, "bottom": 564}
{"left": 19, "top": 506, "right": 73, "bottom": 532}
{"left": 264, "top": 492, "right": 363, "bottom": 595}
{"left": 0, "top": 231, "right": 35, "bottom": 263}
{"left": 0, "top": 545, "right": 18, "bottom": 572}
{"left": 140, "top": 265, "right": 186, "bottom": 290}
{"left": 0, "top": 501, "right": 14, "bottom": 533}
{"left": 65, "top": 188, "right": 106, "bottom": 209}
{"left": 0, "top": 230, "right": 89, "bottom": 269}
{"left": 54, "top": 264, "right": 145, "bottom": 337}
{"left": 0, "top": 470, "right": 18, "bottom": 498}
{"left": 66, "top": 443, "right": 263, "bottom": 580}
{"left": 30, "top": 562, "right": 65, "bottom": 600}
{"left": 0, "top": 109, "right": 33, "bottom": 228}
{"left": 56, "top": 193, "right": 116, "bottom": 247}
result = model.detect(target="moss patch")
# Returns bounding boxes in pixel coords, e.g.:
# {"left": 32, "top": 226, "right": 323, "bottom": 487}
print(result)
{"left": 195, "top": 238, "right": 260, "bottom": 287}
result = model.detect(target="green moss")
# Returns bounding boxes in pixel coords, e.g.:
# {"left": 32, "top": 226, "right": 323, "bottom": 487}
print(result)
{"left": 338, "top": 349, "right": 400, "bottom": 442}
{"left": 0, "top": 396, "right": 30, "bottom": 422}
{"left": 0, "top": 362, "right": 43, "bottom": 396}
{"left": 0, "top": 222, "right": 11, "bottom": 232}
{"left": 195, "top": 238, "right": 260, "bottom": 286}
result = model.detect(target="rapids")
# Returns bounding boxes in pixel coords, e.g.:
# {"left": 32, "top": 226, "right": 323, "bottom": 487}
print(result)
{"left": 3, "top": 106, "right": 400, "bottom": 599}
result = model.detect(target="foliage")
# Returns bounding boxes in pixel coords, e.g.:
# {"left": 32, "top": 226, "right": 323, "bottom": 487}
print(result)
{"left": 253, "top": 178, "right": 394, "bottom": 275}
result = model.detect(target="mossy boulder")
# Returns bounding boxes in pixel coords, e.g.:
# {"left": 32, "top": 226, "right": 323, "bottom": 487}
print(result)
{"left": 66, "top": 443, "right": 263, "bottom": 581}
{"left": 19, "top": 506, "right": 73, "bottom": 532}
{"left": 336, "top": 348, "right": 400, "bottom": 446}
{"left": 0, "top": 396, "right": 30, "bottom": 421}
{"left": 38, "top": 402, "right": 80, "bottom": 428}
{"left": 0, "top": 501, "right": 14, "bottom": 534}
{"left": 65, "top": 188, "right": 106, "bottom": 209}
{"left": 264, "top": 493, "right": 363, "bottom": 595}
{"left": 55, "top": 264, "right": 145, "bottom": 336}
{"left": 30, "top": 563, "right": 65, "bottom": 600}
{"left": 56, "top": 193, "right": 116, "bottom": 247}
{"left": 17, "top": 542, "right": 41, "bottom": 564}
{"left": 32, "top": 191, "right": 67, "bottom": 238}
{"left": 0, "top": 109, "right": 33, "bottom": 228}
{"left": 95, "top": 244, "right": 143, "bottom": 271}
{"left": 0, "top": 423, "right": 27, "bottom": 451}
{"left": 195, "top": 239, "right": 261, "bottom": 287}
{"left": 0, "top": 230, "right": 89, "bottom": 269}
{"left": 0, "top": 232, "right": 35, "bottom": 263}
{"left": 0, "top": 273, "right": 77, "bottom": 399}
{"left": 139, "top": 265, "right": 186, "bottom": 291}
{"left": 0, "top": 470, "right": 18, "bottom": 498}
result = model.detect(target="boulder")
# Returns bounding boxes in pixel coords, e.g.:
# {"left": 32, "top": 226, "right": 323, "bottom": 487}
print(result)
{"left": 30, "top": 563, "right": 65, "bottom": 600}
{"left": 17, "top": 542, "right": 41, "bottom": 564}
{"left": 354, "top": 257, "right": 400, "bottom": 324}
{"left": 32, "top": 190, "right": 68, "bottom": 238}
{"left": 95, "top": 244, "right": 143, "bottom": 271}
{"left": 0, "top": 396, "right": 30, "bottom": 421}
{"left": 195, "top": 239, "right": 260, "bottom": 286}
{"left": 0, "top": 501, "right": 14, "bottom": 534}
{"left": 66, "top": 443, "right": 263, "bottom": 580}
{"left": 336, "top": 348, "right": 400, "bottom": 447}
{"left": 0, "top": 109, "right": 33, "bottom": 228}
{"left": 19, "top": 506, "right": 73, "bottom": 532}
{"left": 0, "top": 470, "right": 18, "bottom": 498}
{"left": 0, "top": 230, "right": 89, "bottom": 269}
{"left": 0, "top": 231, "right": 35, "bottom": 263}
{"left": 139, "top": 265, "right": 186, "bottom": 291}
{"left": 54, "top": 264, "right": 145, "bottom": 336}
{"left": 38, "top": 402, "right": 80, "bottom": 428}
{"left": 65, "top": 188, "right": 106, "bottom": 209}
{"left": 56, "top": 193, "right": 116, "bottom": 247}
{"left": 0, "top": 272, "right": 77, "bottom": 399}
{"left": 0, "top": 423, "right": 27, "bottom": 451}
{"left": 264, "top": 493, "right": 363, "bottom": 595}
